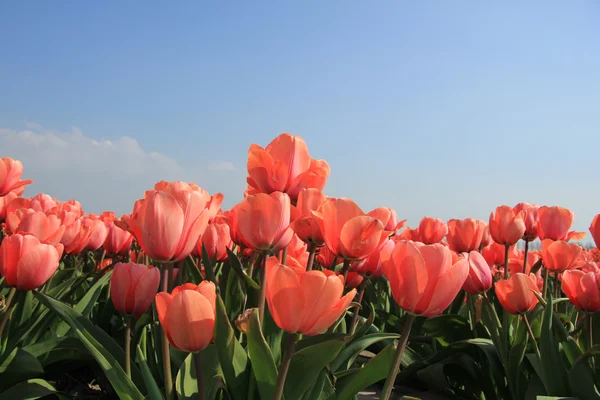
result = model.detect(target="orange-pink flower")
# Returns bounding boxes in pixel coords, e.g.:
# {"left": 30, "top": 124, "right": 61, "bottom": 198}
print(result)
{"left": 265, "top": 256, "right": 356, "bottom": 335}
{"left": 351, "top": 238, "right": 394, "bottom": 278}
{"left": 417, "top": 217, "right": 448, "bottom": 245}
{"left": 446, "top": 219, "right": 486, "bottom": 253}
{"left": 0, "top": 158, "right": 34, "bottom": 196}
{"left": 382, "top": 241, "right": 469, "bottom": 317}
{"left": 562, "top": 270, "right": 600, "bottom": 312}
{"left": 590, "top": 214, "right": 600, "bottom": 250}
{"left": 537, "top": 206, "right": 585, "bottom": 241}
{"left": 110, "top": 262, "right": 160, "bottom": 318}
{"left": 0, "top": 192, "right": 18, "bottom": 223}
{"left": 462, "top": 251, "right": 493, "bottom": 295}
{"left": 541, "top": 239, "right": 582, "bottom": 273}
{"left": 102, "top": 214, "right": 134, "bottom": 255}
{"left": 198, "top": 222, "right": 233, "bottom": 262}
{"left": 5, "top": 208, "right": 65, "bottom": 246}
{"left": 495, "top": 273, "right": 540, "bottom": 314}
{"left": 292, "top": 188, "right": 327, "bottom": 246}
{"left": 513, "top": 203, "right": 539, "bottom": 241}
{"left": 488, "top": 206, "right": 526, "bottom": 246}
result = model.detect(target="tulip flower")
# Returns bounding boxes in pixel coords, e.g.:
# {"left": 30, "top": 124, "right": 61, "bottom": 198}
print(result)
{"left": 489, "top": 206, "right": 526, "bottom": 246}
{"left": 537, "top": 206, "right": 585, "bottom": 241}
{"left": 316, "top": 245, "right": 338, "bottom": 270}
{"left": 395, "top": 226, "right": 420, "bottom": 242}
{"left": 62, "top": 218, "right": 95, "bottom": 255}
{"left": 312, "top": 197, "right": 390, "bottom": 262}
{"left": 417, "top": 217, "right": 448, "bottom": 245}
{"left": 446, "top": 219, "right": 486, "bottom": 253}
{"left": 198, "top": 222, "right": 233, "bottom": 262}
{"left": 245, "top": 133, "right": 331, "bottom": 202}
{"left": 5, "top": 208, "right": 65, "bottom": 246}
{"left": 562, "top": 270, "right": 600, "bottom": 312}
{"left": 292, "top": 188, "right": 327, "bottom": 246}
{"left": 230, "top": 192, "right": 294, "bottom": 254}
{"left": 0, "top": 192, "right": 17, "bottom": 223}
{"left": 462, "top": 251, "right": 493, "bottom": 295}
{"left": 83, "top": 215, "right": 109, "bottom": 251}
{"left": 351, "top": 238, "right": 394, "bottom": 278}
{"left": 103, "top": 217, "right": 134, "bottom": 255}
{"left": 155, "top": 282, "right": 216, "bottom": 352}
{"left": 367, "top": 207, "right": 406, "bottom": 234}
{"left": 110, "top": 262, "right": 160, "bottom": 319}
{"left": 495, "top": 273, "right": 539, "bottom": 315}
{"left": 541, "top": 239, "right": 582, "bottom": 273}
{"left": 513, "top": 203, "right": 540, "bottom": 241}
{"left": 0, "top": 233, "right": 63, "bottom": 291}
{"left": 122, "top": 181, "right": 211, "bottom": 262}
{"left": 0, "top": 158, "right": 34, "bottom": 196}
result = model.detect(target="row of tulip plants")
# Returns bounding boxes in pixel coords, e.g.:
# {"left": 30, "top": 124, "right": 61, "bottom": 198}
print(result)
{"left": 1, "top": 134, "right": 600, "bottom": 399}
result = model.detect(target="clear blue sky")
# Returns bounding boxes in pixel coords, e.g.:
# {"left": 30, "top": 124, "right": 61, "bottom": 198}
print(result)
{"left": 1, "top": 1, "right": 599, "bottom": 233}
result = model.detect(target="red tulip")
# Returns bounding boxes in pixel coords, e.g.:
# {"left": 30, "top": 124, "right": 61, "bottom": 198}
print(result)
{"left": 541, "top": 239, "right": 582, "bottom": 273}
{"left": 0, "top": 233, "right": 63, "bottom": 290}
{"left": 265, "top": 256, "right": 355, "bottom": 335}
{"left": 316, "top": 245, "right": 338, "bottom": 269}
{"left": 382, "top": 241, "right": 469, "bottom": 317}
{"left": 110, "top": 262, "right": 160, "bottom": 318}
{"left": 562, "top": 270, "right": 600, "bottom": 312}
{"left": 123, "top": 182, "right": 211, "bottom": 262}
{"left": 446, "top": 219, "right": 486, "bottom": 253}
{"left": 155, "top": 282, "right": 216, "bottom": 352}
{"left": 0, "top": 158, "right": 34, "bottom": 196}
{"left": 462, "top": 251, "right": 493, "bottom": 295}
{"left": 489, "top": 206, "right": 526, "bottom": 246}
{"left": 495, "top": 273, "right": 539, "bottom": 314}
{"left": 513, "top": 203, "right": 539, "bottom": 241}
{"left": 417, "top": 217, "right": 448, "bottom": 245}
{"left": 345, "top": 271, "right": 364, "bottom": 289}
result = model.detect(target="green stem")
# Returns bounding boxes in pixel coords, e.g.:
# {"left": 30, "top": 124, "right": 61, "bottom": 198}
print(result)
{"left": 349, "top": 279, "right": 367, "bottom": 336}
{"left": 273, "top": 333, "right": 298, "bottom": 400}
{"left": 554, "top": 272, "right": 559, "bottom": 312}
{"left": 193, "top": 351, "right": 206, "bottom": 400}
{"left": 503, "top": 244, "right": 510, "bottom": 279}
{"left": 160, "top": 267, "right": 174, "bottom": 400}
{"left": 543, "top": 267, "right": 550, "bottom": 299}
{"left": 0, "top": 287, "right": 17, "bottom": 338}
{"left": 380, "top": 314, "right": 416, "bottom": 400}
{"left": 306, "top": 243, "right": 317, "bottom": 271}
{"left": 280, "top": 246, "right": 288, "bottom": 264}
{"left": 467, "top": 294, "right": 477, "bottom": 331}
{"left": 587, "top": 313, "right": 595, "bottom": 370}
{"left": 167, "top": 262, "right": 174, "bottom": 292}
{"left": 258, "top": 255, "right": 267, "bottom": 323}
{"left": 341, "top": 259, "right": 351, "bottom": 282}
{"left": 523, "top": 240, "right": 529, "bottom": 274}
{"left": 522, "top": 313, "right": 540, "bottom": 358}
{"left": 125, "top": 316, "right": 132, "bottom": 379}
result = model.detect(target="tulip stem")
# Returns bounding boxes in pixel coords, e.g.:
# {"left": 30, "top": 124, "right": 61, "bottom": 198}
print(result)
{"left": 193, "top": 351, "right": 206, "bottom": 400}
{"left": 553, "top": 273, "right": 559, "bottom": 312}
{"left": 523, "top": 241, "right": 529, "bottom": 274}
{"left": 273, "top": 332, "right": 298, "bottom": 400}
{"left": 160, "top": 267, "right": 174, "bottom": 400}
{"left": 306, "top": 243, "right": 317, "bottom": 271}
{"left": 522, "top": 313, "right": 540, "bottom": 358}
{"left": 543, "top": 267, "right": 550, "bottom": 299}
{"left": 380, "top": 313, "right": 416, "bottom": 400}
{"left": 349, "top": 279, "right": 367, "bottom": 336}
{"left": 124, "top": 316, "right": 132, "bottom": 379}
{"left": 341, "top": 259, "right": 350, "bottom": 282}
{"left": 258, "top": 255, "right": 267, "bottom": 323}
{"left": 0, "top": 287, "right": 17, "bottom": 338}
{"left": 99, "top": 249, "right": 106, "bottom": 272}
{"left": 503, "top": 244, "right": 510, "bottom": 279}
{"left": 281, "top": 246, "right": 288, "bottom": 264}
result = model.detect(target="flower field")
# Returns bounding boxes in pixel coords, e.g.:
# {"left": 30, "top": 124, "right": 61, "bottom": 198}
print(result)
{"left": 1, "top": 133, "right": 600, "bottom": 400}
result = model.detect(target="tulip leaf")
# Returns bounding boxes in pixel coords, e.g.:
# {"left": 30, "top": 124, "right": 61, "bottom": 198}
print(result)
{"left": 295, "top": 333, "right": 347, "bottom": 352}
{"left": 176, "top": 346, "right": 224, "bottom": 400}
{"left": 0, "top": 347, "right": 44, "bottom": 392}
{"left": 33, "top": 291, "right": 146, "bottom": 400}
{"left": 333, "top": 343, "right": 397, "bottom": 400}
{"left": 135, "top": 345, "right": 163, "bottom": 400}
{"left": 301, "top": 369, "right": 335, "bottom": 400}
{"left": 507, "top": 316, "right": 529, "bottom": 399}
{"left": 331, "top": 333, "right": 400, "bottom": 372}
{"left": 539, "top": 292, "right": 569, "bottom": 396}
{"left": 284, "top": 338, "right": 345, "bottom": 400}
{"left": 0, "top": 379, "right": 57, "bottom": 400}
{"left": 201, "top": 244, "right": 217, "bottom": 285}
{"left": 226, "top": 248, "right": 260, "bottom": 291}
{"left": 215, "top": 295, "right": 249, "bottom": 400}
{"left": 246, "top": 308, "right": 278, "bottom": 400}
{"left": 422, "top": 314, "right": 473, "bottom": 346}
{"left": 24, "top": 336, "right": 90, "bottom": 368}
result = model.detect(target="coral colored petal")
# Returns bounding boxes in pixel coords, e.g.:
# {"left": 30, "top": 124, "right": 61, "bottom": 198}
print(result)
{"left": 303, "top": 289, "right": 356, "bottom": 336}
{"left": 265, "top": 259, "right": 303, "bottom": 333}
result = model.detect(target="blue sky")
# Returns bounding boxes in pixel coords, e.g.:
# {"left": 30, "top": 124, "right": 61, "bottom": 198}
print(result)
{"left": 1, "top": 1, "right": 599, "bottom": 233}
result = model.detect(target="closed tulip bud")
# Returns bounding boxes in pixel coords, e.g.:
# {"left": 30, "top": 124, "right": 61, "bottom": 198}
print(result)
{"left": 230, "top": 192, "right": 294, "bottom": 254}
{"left": 83, "top": 215, "right": 109, "bottom": 251}
{"left": 538, "top": 206, "right": 585, "bottom": 241}
{"left": 199, "top": 222, "right": 233, "bottom": 262}
{"left": 156, "top": 282, "right": 216, "bottom": 352}
{"left": 513, "top": 203, "right": 540, "bottom": 241}
{"left": 462, "top": 251, "right": 493, "bottom": 295}
{"left": 489, "top": 206, "right": 526, "bottom": 246}
{"left": 62, "top": 218, "right": 95, "bottom": 255}
{"left": 103, "top": 218, "right": 134, "bottom": 255}
{"left": 541, "top": 239, "right": 582, "bottom": 273}
{"left": 351, "top": 238, "right": 394, "bottom": 278}
{"left": 418, "top": 217, "right": 448, "bottom": 245}
{"left": 446, "top": 219, "right": 486, "bottom": 253}
{"left": 382, "top": 242, "right": 469, "bottom": 317}
{"left": 110, "top": 262, "right": 160, "bottom": 319}
{"left": 312, "top": 198, "right": 390, "bottom": 261}
{"left": 367, "top": 207, "right": 405, "bottom": 234}
{"left": 495, "top": 273, "right": 540, "bottom": 314}
{"left": 0, "top": 233, "right": 63, "bottom": 290}
{"left": 0, "top": 158, "right": 34, "bottom": 196}
{"left": 292, "top": 188, "right": 327, "bottom": 246}
{"left": 562, "top": 270, "right": 600, "bottom": 312}
{"left": 265, "top": 256, "right": 355, "bottom": 335}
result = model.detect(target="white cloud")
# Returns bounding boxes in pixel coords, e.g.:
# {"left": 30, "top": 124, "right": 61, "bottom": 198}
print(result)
{"left": 0, "top": 124, "right": 244, "bottom": 215}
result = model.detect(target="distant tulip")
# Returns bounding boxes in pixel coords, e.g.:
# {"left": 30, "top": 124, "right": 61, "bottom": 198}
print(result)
{"left": 446, "top": 219, "right": 486, "bottom": 253}
{"left": 480, "top": 224, "right": 492, "bottom": 248}
{"left": 246, "top": 133, "right": 330, "bottom": 202}
{"left": 155, "top": 282, "right": 216, "bottom": 352}
{"left": 395, "top": 227, "right": 420, "bottom": 242}
{"left": 199, "top": 222, "right": 233, "bottom": 262}
{"left": 462, "top": 251, "right": 493, "bottom": 295}
{"left": 103, "top": 217, "right": 134, "bottom": 255}
{"left": 541, "top": 239, "right": 581, "bottom": 273}
{"left": 83, "top": 215, "right": 109, "bottom": 251}
{"left": 316, "top": 245, "right": 338, "bottom": 269}
{"left": 230, "top": 192, "right": 294, "bottom": 254}
{"left": 382, "top": 241, "right": 469, "bottom": 317}
{"left": 312, "top": 198, "right": 390, "bottom": 261}
{"left": 538, "top": 206, "right": 585, "bottom": 241}
{"left": 367, "top": 207, "right": 405, "bottom": 234}
{"left": 0, "top": 192, "right": 17, "bottom": 222}
{"left": 495, "top": 273, "right": 539, "bottom": 314}
{"left": 123, "top": 182, "right": 211, "bottom": 262}
{"left": 265, "top": 256, "right": 356, "bottom": 335}
{"left": 590, "top": 214, "right": 600, "bottom": 250}
{"left": 481, "top": 243, "right": 509, "bottom": 268}
{"left": 0, "top": 233, "right": 63, "bottom": 290}
{"left": 62, "top": 218, "right": 95, "bottom": 255}
{"left": 351, "top": 238, "right": 394, "bottom": 278}
{"left": 562, "top": 270, "right": 600, "bottom": 312}
{"left": 418, "top": 217, "right": 448, "bottom": 245}
{"left": 111, "top": 262, "right": 160, "bottom": 319}
{"left": 489, "top": 206, "right": 526, "bottom": 246}
{"left": 0, "top": 158, "right": 34, "bottom": 196}
{"left": 513, "top": 203, "right": 540, "bottom": 241}
{"left": 7, "top": 194, "right": 59, "bottom": 215}
{"left": 5, "top": 208, "right": 65, "bottom": 246}
{"left": 286, "top": 234, "right": 309, "bottom": 266}
{"left": 292, "top": 188, "right": 327, "bottom": 246}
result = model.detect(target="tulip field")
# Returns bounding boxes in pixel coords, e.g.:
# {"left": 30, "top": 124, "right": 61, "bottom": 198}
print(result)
{"left": 3, "top": 133, "right": 600, "bottom": 400}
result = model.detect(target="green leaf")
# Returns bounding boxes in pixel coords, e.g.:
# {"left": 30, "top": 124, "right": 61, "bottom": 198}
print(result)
{"left": 246, "top": 308, "right": 278, "bottom": 400}
{"left": 33, "top": 291, "right": 145, "bottom": 400}
{"left": 226, "top": 248, "right": 260, "bottom": 291}
{"left": 507, "top": 317, "right": 529, "bottom": 399}
{"left": 0, "top": 347, "right": 44, "bottom": 392}
{"left": 0, "top": 379, "right": 57, "bottom": 400}
{"left": 24, "top": 336, "right": 90, "bottom": 368}
{"left": 214, "top": 295, "right": 249, "bottom": 400}
{"left": 201, "top": 244, "right": 217, "bottom": 285}
{"left": 284, "top": 338, "right": 345, "bottom": 400}
{"left": 422, "top": 314, "right": 473, "bottom": 346}
{"left": 176, "top": 346, "right": 224, "bottom": 400}
{"left": 224, "top": 267, "right": 245, "bottom": 321}
{"left": 333, "top": 343, "right": 397, "bottom": 400}
{"left": 301, "top": 369, "right": 335, "bottom": 400}
{"left": 295, "top": 333, "right": 347, "bottom": 352}
{"left": 135, "top": 345, "right": 163, "bottom": 400}
{"left": 539, "top": 292, "right": 568, "bottom": 396}
{"left": 331, "top": 333, "right": 399, "bottom": 372}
